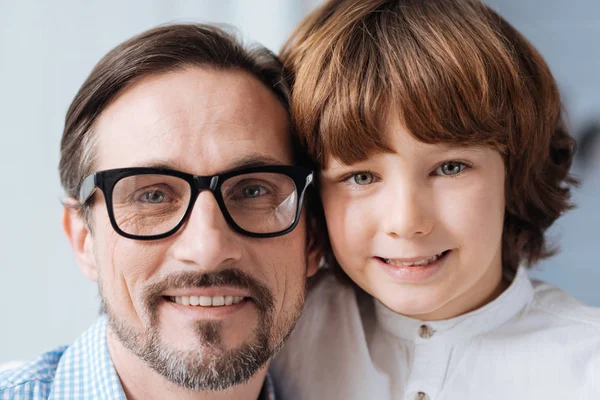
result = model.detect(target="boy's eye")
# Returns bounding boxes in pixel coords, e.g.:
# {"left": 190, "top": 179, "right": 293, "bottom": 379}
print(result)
{"left": 434, "top": 162, "right": 467, "bottom": 176}
{"left": 349, "top": 172, "right": 374, "bottom": 185}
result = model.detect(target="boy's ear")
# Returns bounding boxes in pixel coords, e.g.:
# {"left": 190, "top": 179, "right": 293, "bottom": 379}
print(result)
{"left": 62, "top": 199, "right": 98, "bottom": 282}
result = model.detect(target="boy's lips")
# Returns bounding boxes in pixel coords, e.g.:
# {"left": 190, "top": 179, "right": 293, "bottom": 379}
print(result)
{"left": 378, "top": 250, "right": 451, "bottom": 267}
{"left": 376, "top": 250, "right": 452, "bottom": 282}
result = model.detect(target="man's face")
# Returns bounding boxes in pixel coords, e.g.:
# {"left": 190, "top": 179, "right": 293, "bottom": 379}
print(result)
{"left": 77, "top": 68, "right": 313, "bottom": 390}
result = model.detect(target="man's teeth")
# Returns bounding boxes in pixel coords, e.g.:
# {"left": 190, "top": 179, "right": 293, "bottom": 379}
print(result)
{"left": 383, "top": 252, "right": 445, "bottom": 267}
{"left": 173, "top": 295, "right": 245, "bottom": 307}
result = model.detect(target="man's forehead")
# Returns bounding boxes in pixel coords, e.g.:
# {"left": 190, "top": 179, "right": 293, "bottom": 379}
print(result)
{"left": 92, "top": 67, "right": 293, "bottom": 174}
{"left": 97, "top": 68, "right": 287, "bottom": 130}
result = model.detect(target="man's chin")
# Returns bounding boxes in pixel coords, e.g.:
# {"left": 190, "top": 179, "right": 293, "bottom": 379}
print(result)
{"left": 102, "top": 283, "right": 278, "bottom": 391}
{"left": 138, "top": 323, "right": 273, "bottom": 392}
{"left": 159, "top": 328, "right": 256, "bottom": 357}
{"left": 157, "top": 316, "right": 262, "bottom": 353}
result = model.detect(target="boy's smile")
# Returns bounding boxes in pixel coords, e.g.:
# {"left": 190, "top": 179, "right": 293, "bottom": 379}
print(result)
{"left": 376, "top": 249, "right": 452, "bottom": 282}
{"left": 320, "top": 111, "right": 507, "bottom": 321}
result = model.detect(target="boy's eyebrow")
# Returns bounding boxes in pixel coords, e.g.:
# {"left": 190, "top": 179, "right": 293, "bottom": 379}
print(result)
{"left": 327, "top": 145, "right": 486, "bottom": 164}
{"left": 321, "top": 144, "right": 489, "bottom": 174}
{"left": 425, "top": 144, "right": 486, "bottom": 154}
{"left": 322, "top": 157, "right": 362, "bottom": 173}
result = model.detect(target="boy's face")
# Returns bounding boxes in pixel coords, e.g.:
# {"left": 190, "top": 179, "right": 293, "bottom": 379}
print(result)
{"left": 320, "top": 112, "right": 507, "bottom": 321}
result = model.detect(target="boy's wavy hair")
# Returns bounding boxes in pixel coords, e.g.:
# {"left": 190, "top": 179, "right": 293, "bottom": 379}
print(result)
{"left": 282, "top": 0, "right": 577, "bottom": 279}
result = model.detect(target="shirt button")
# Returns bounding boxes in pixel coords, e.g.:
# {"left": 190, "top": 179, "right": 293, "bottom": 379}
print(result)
{"left": 419, "top": 324, "right": 435, "bottom": 339}
{"left": 415, "top": 392, "right": 430, "bottom": 400}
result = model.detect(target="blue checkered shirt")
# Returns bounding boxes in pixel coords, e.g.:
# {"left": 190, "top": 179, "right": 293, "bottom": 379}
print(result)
{"left": 0, "top": 316, "right": 276, "bottom": 399}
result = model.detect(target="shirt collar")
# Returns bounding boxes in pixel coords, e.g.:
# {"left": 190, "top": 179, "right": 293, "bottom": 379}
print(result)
{"left": 49, "top": 315, "right": 276, "bottom": 399}
{"left": 49, "top": 316, "right": 126, "bottom": 400}
{"left": 375, "top": 267, "right": 535, "bottom": 343}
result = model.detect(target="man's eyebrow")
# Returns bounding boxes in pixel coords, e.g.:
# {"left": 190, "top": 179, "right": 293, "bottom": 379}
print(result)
{"left": 133, "top": 154, "right": 291, "bottom": 174}
{"left": 139, "top": 161, "right": 177, "bottom": 170}
{"left": 226, "top": 155, "right": 291, "bottom": 170}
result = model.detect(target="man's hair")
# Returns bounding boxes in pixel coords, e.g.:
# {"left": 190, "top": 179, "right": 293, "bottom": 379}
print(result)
{"left": 281, "top": 0, "right": 577, "bottom": 277}
{"left": 60, "top": 23, "right": 301, "bottom": 206}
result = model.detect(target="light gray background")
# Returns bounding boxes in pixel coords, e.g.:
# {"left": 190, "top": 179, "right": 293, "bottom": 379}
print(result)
{"left": 1, "top": 0, "right": 598, "bottom": 363}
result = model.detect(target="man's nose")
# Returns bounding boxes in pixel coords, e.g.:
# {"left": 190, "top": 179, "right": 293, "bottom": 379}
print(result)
{"left": 170, "top": 191, "right": 243, "bottom": 269}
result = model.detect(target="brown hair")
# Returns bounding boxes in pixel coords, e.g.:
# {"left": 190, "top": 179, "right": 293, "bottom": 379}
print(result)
{"left": 282, "top": 0, "right": 577, "bottom": 277}
{"left": 60, "top": 23, "right": 302, "bottom": 206}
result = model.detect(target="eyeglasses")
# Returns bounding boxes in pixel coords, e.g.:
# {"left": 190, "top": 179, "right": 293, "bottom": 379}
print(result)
{"left": 78, "top": 165, "right": 313, "bottom": 240}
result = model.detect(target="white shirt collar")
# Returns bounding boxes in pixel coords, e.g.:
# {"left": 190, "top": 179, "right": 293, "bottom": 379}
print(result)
{"left": 375, "top": 267, "right": 534, "bottom": 343}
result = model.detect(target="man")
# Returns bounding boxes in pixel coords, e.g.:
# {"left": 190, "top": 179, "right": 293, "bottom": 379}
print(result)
{"left": 0, "top": 24, "right": 319, "bottom": 400}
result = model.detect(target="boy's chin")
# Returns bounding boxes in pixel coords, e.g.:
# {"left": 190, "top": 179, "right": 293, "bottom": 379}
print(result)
{"left": 377, "top": 289, "right": 456, "bottom": 321}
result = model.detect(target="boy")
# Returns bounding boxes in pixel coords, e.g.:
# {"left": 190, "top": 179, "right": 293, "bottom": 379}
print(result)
{"left": 271, "top": 0, "right": 600, "bottom": 399}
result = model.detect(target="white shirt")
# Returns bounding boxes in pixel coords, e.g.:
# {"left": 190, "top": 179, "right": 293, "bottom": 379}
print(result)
{"left": 271, "top": 268, "right": 600, "bottom": 400}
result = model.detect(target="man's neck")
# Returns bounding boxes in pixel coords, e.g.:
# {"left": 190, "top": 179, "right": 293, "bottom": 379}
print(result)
{"left": 106, "top": 327, "right": 267, "bottom": 400}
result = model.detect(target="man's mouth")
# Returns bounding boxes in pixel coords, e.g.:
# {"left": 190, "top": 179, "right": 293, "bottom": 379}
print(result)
{"left": 379, "top": 250, "right": 451, "bottom": 267}
{"left": 150, "top": 269, "right": 272, "bottom": 315}
{"left": 164, "top": 295, "right": 249, "bottom": 307}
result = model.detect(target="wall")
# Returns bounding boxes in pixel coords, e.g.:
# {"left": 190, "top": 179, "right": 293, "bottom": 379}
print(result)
{"left": 485, "top": 0, "right": 600, "bottom": 306}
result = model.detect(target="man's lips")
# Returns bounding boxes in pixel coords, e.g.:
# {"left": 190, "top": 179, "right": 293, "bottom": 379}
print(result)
{"left": 162, "top": 286, "right": 251, "bottom": 298}
{"left": 146, "top": 269, "right": 273, "bottom": 314}
{"left": 165, "top": 295, "right": 249, "bottom": 307}
{"left": 161, "top": 286, "right": 253, "bottom": 308}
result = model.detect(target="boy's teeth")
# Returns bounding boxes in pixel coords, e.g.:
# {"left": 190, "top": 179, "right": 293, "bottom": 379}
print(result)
{"left": 173, "top": 295, "right": 244, "bottom": 307}
{"left": 384, "top": 252, "right": 445, "bottom": 267}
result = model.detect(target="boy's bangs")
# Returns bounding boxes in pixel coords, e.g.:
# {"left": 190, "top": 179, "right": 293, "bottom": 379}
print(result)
{"left": 309, "top": 1, "right": 524, "bottom": 167}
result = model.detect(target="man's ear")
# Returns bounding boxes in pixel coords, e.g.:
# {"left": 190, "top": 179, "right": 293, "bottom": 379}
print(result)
{"left": 62, "top": 199, "right": 98, "bottom": 281}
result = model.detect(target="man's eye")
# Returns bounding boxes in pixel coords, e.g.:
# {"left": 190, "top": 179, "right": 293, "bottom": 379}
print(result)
{"left": 242, "top": 185, "right": 267, "bottom": 198}
{"left": 141, "top": 190, "right": 165, "bottom": 203}
{"left": 349, "top": 172, "right": 374, "bottom": 185}
{"left": 434, "top": 162, "right": 467, "bottom": 176}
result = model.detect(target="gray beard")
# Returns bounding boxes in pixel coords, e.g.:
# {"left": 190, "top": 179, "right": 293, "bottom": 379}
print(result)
{"left": 99, "top": 269, "right": 305, "bottom": 391}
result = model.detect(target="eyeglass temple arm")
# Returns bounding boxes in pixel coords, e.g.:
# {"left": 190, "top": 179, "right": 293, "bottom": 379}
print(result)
{"left": 78, "top": 174, "right": 97, "bottom": 204}
{"left": 305, "top": 173, "right": 314, "bottom": 188}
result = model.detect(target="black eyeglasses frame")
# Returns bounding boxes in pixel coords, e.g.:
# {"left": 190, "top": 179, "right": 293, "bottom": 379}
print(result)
{"left": 78, "top": 165, "right": 314, "bottom": 240}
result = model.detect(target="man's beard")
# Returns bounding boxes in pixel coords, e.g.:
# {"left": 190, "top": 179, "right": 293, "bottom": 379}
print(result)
{"left": 99, "top": 268, "right": 305, "bottom": 391}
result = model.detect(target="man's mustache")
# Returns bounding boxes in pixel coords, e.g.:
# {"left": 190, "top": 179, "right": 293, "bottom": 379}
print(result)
{"left": 143, "top": 269, "right": 274, "bottom": 314}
